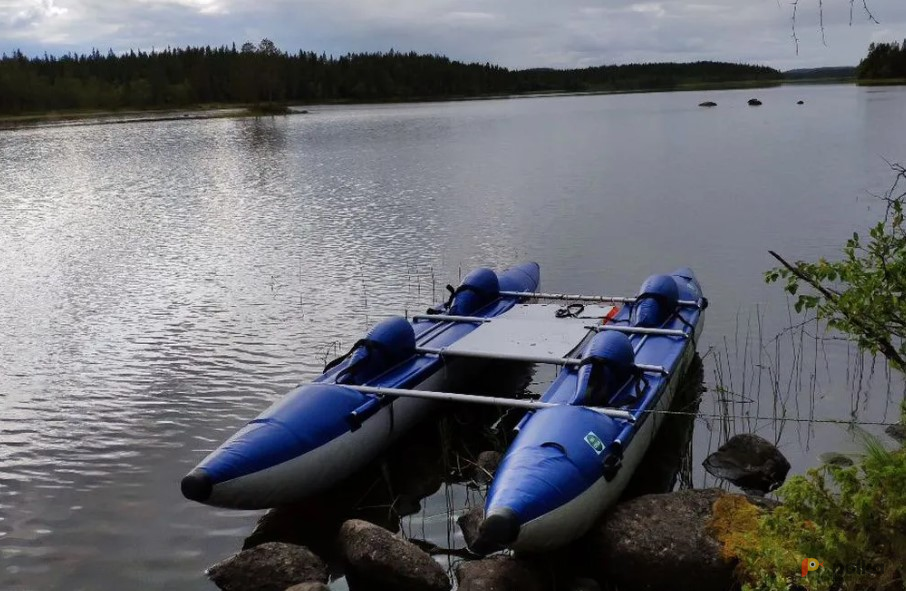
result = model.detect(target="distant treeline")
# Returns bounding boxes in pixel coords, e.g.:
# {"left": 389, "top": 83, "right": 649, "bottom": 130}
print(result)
{"left": 783, "top": 67, "right": 856, "bottom": 81}
{"left": 0, "top": 40, "right": 780, "bottom": 114}
{"left": 858, "top": 41, "right": 906, "bottom": 80}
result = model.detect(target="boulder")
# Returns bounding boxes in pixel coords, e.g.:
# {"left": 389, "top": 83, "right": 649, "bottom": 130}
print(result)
{"left": 474, "top": 451, "right": 503, "bottom": 484}
{"left": 457, "top": 506, "right": 484, "bottom": 550}
{"left": 207, "top": 542, "right": 327, "bottom": 591}
{"left": 455, "top": 556, "right": 551, "bottom": 591}
{"left": 337, "top": 519, "right": 450, "bottom": 591}
{"left": 285, "top": 584, "right": 329, "bottom": 591}
{"left": 796, "top": 100, "right": 805, "bottom": 105}
{"left": 818, "top": 451, "right": 855, "bottom": 467}
{"left": 581, "top": 488, "right": 777, "bottom": 591}
{"left": 698, "top": 101, "right": 717, "bottom": 107}
{"left": 748, "top": 98, "right": 763, "bottom": 106}
{"left": 703, "top": 433, "right": 790, "bottom": 495}
{"left": 885, "top": 423, "right": 906, "bottom": 444}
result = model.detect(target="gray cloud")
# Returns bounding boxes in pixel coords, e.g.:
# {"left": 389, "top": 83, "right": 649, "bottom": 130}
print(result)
{"left": 1, "top": 0, "right": 904, "bottom": 69}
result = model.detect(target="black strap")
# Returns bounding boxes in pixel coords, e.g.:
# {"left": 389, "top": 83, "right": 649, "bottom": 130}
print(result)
{"left": 324, "top": 338, "right": 367, "bottom": 372}
{"left": 426, "top": 282, "right": 493, "bottom": 315}
{"left": 555, "top": 303, "right": 585, "bottom": 318}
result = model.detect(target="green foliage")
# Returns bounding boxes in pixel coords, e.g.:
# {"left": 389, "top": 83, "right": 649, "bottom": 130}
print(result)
{"left": 858, "top": 41, "right": 906, "bottom": 81}
{"left": 0, "top": 42, "right": 781, "bottom": 115}
{"left": 765, "top": 163, "right": 906, "bottom": 371}
{"left": 726, "top": 440, "right": 906, "bottom": 591}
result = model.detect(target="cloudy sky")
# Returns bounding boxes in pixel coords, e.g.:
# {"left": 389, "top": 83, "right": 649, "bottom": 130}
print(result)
{"left": 1, "top": 0, "right": 904, "bottom": 70}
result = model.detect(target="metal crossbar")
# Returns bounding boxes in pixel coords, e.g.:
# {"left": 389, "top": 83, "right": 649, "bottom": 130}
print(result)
{"left": 499, "top": 290, "right": 700, "bottom": 307}
{"left": 412, "top": 314, "right": 491, "bottom": 324}
{"left": 413, "top": 312, "right": 686, "bottom": 339}
{"left": 415, "top": 346, "right": 668, "bottom": 375}
{"left": 340, "top": 384, "right": 636, "bottom": 421}
{"left": 590, "top": 325, "right": 688, "bottom": 338}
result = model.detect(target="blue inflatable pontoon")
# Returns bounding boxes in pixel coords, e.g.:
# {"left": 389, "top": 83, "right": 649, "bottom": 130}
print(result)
{"left": 475, "top": 268, "right": 706, "bottom": 552}
{"left": 181, "top": 263, "right": 540, "bottom": 509}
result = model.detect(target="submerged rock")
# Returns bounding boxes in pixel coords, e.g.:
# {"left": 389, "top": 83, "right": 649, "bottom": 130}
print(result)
{"left": 455, "top": 556, "right": 551, "bottom": 591}
{"left": 337, "top": 519, "right": 450, "bottom": 591}
{"left": 474, "top": 451, "right": 502, "bottom": 484}
{"left": 885, "top": 423, "right": 906, "bottom": 444}
{"left": 698, "top": 101, "right": 717, "bottom": 107}
{"left": 818, "top": 451, "right": 856, "bottom": 467}
{"left": 207, "top": 542, "right": 327, "bottom": 591}
{"left": 582, "top": 489, "right": 776, "bottom": 591}
{"left": 748, "top": 98, "right": 763, "bottom": 106}
{"left": 702, "top": 433, "right": 790, "bottom": 495}
{"left": 797, "top": 100, "right": 805, "bottom": 105}
{"left": 457, "top": 505, "right": 485, "bottom": 550}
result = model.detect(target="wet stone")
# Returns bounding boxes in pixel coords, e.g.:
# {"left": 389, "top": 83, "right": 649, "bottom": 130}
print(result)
{"left": 455, "top": 556, "right": 551, "bottom": 591}
{"left": 337, "top": 519, "right": 450, "bottom": 591}
{"left": 457, "top": 505, "right": 484, "bottom": 550}
{"left": 474, "top": 451, "right": 502, "bottom": 484}
{"left": 582, "top": 489, "right": 776, "bottom": 591}
{"left": 285, "top": 584, "right": 329, "bottom": 591}
{"left": 207, "top": 542, "right": 327, "bottom": 591}
{"left": 702, "top": 433, "right": 790, "bottom": 495}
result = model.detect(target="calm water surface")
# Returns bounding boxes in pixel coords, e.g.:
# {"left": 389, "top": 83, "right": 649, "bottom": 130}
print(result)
{"left": 2, "top": 84, "right": 906, "bottom": 590}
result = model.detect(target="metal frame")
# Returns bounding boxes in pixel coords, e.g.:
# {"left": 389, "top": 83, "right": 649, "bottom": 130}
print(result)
{"left": 413, "top": 313, "right": 686, "bottom": 339}
{"left": 412, "top": 314, "right": 491, "bottom": 324}
{"left": 414, "top": 346, "right": 668, "bottom": 375}
{"left": 499, "top": 290, "right": 701, "bottom": 307}
{"left": 338, "top": 384, "right": 636, "bottom": 422}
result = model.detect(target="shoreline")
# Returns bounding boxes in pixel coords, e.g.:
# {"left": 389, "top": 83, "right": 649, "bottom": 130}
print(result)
{"left": 2, "top": 78, "right": 888, "bottom": 130}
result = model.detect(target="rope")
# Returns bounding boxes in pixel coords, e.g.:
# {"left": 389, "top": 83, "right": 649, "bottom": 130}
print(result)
{"left": 635, "top": 408, "right": 902, "bottom": 427}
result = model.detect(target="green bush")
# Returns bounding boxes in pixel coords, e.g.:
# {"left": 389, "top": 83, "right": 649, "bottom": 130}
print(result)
{"left": 723, "top": 439, "right": 906, "bottom": 590}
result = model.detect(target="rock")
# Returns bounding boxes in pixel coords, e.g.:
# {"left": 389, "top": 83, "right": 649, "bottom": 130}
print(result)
{"left": 797, "top": 100, "right": 805, "bottom": 105}
{"left": 818, "top": 451, "right": 855, "bottom": 467}
{"left": 702, "top": 433, "right": 790, "bottom": 495}
{"left": 457, "top": 506, "right": 484, "bottom": 550}
{"left": 698, "top": 101, "right": 717, "bottom": 107}
{"left": 207, "top": 542, "right": 327, "bottom": 591}
{"left": 747, "top": 98, "right": 762, "bottom": 106}
{"left": 337, "top": 519, "right": 450, "bottom": 591}
{"left": 285, "top": 584, "right": 329, "bottom": 591}
{"left": 885, "top": 423, "right": 906, "bottom": 444}
{"left": 474, "top": 451, "right": 502, "bottom": 484}
{"left": 299, "top": 110, "right": 310, "bottom": 114}
{"left": 455, "top": 556, "right": 551, "bottom": 591}
{"left": 582, "top": 489, "right": 775, "bottom": 591}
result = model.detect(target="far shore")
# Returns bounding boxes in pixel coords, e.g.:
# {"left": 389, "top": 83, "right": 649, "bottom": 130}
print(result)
{"left": 3, "top": 77, "right": 901, "bottom": 130}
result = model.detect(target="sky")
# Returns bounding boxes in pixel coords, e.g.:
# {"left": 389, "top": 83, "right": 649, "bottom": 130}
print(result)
{"left": 1, "top": 0, "right": 904, "bottom": 70}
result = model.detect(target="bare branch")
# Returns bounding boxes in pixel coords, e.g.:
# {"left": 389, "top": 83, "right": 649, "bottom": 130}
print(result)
{"left": 819, "top": 0, "right": 826, "bottom": 46}
{"left": 862, "top": 0, "right": 879, "bottom": 23}
{"left": 791, "top": 0, "right": 800, "bottom": 55}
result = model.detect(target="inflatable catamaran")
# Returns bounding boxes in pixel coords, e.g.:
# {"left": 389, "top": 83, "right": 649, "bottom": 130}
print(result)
{"left": 181, "top": 263, "right": 705, "bottom": 535}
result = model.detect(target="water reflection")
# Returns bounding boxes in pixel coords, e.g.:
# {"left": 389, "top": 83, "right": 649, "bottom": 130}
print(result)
{"left": 2, "top": 85, "right": 906, "bottom": 590}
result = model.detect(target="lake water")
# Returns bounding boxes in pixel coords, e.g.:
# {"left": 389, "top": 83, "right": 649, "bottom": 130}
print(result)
{"left": 2, "top": 83, "right": 905, "bottom": 590}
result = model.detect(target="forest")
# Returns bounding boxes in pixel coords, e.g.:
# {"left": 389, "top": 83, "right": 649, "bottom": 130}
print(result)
{"left": 857, "top": 41, "right": 906, "bottom": 81}
{"left": 0, "top": 40, "right": 780, "bottom": 115}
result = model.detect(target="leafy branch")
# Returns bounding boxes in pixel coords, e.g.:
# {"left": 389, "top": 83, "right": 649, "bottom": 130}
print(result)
{"left": 766, "top": 162, "right": 906, "bottom": 372}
